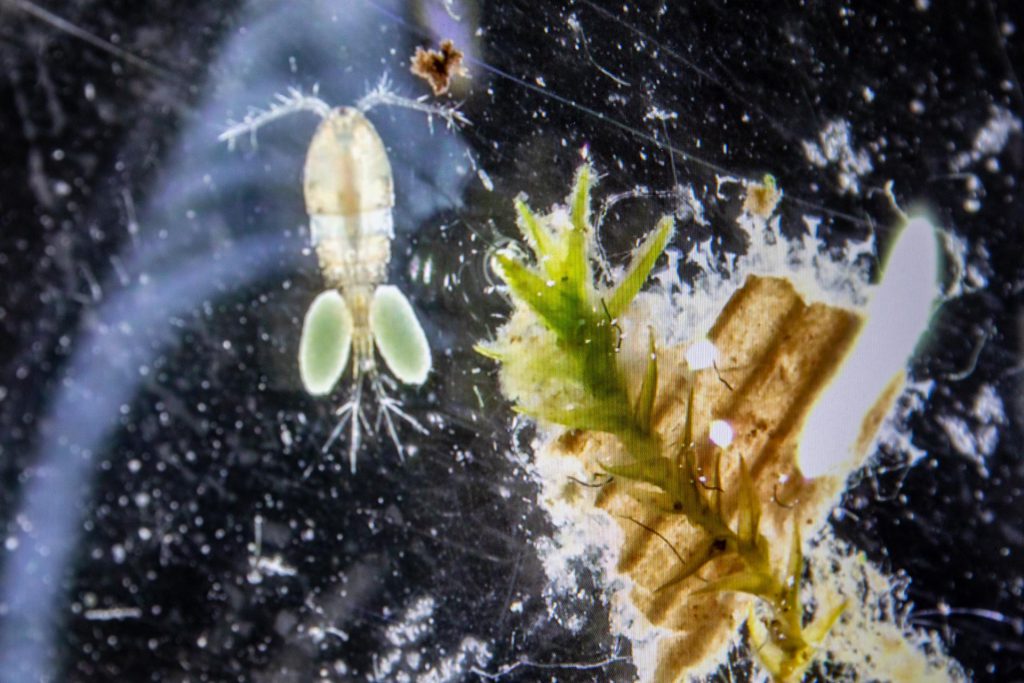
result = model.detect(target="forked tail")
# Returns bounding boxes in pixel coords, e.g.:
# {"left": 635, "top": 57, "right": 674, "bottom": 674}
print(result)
{"left": 322, "top": 370, "right": 428, "bottom": 473}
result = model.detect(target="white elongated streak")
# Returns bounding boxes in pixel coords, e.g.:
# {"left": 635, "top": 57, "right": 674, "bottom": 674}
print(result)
{"left": 299, "top": 290, "right": 354, "bottom": 396}
{"left": 798, "top": 215, "right": 940, "bottom": 478}
{"left": 370, "top": 285, "right": 431, "bottom": 385}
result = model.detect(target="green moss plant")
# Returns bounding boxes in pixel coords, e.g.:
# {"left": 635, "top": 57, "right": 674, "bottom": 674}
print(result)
{"left": 479, "top": 163, "right": 843, "bottom": 682}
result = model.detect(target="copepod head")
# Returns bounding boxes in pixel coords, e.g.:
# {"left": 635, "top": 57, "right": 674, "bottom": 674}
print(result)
{"left": 299, "top": 290, "right": 354, "bottom": 395}
{"left": 303, "top": 107, "right": 395, "bottom": 217}
{"left": 370, "top": 285, "right": 431, "bottom": 386}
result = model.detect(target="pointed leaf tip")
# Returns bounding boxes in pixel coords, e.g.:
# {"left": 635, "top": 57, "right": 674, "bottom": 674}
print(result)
{"left": 633, "top": 327, "right": 658, "bottom": 432}
{"left": 607, "top": 215, "right": 674, "bottom": 318}
{"left": 570, "top": 163, "right": 593, "bottom": 233}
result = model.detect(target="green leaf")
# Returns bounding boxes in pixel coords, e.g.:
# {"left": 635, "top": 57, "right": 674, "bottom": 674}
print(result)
{"left": 603, "top": 457, "right": 674, "bottom": 491}
{"left": 542, "top": 399, "right": 633, "bottom": 434}
{"left": 736, "top": 457, "right": 761, "bottom": 547}
{"left": 514, "top": 197, "right": 557, "bottom": 267}
{"left": 805, "top": 599, "right": 847, "bottom": 644}
{"left": 711, "top": 451, "right": 723, "bottom": 518}
{"left": 696, "top": 568, "right": 774, "bottom": 599}
{"left": 655, "top": 540, "right": 716, "bottom": 593}
{"left": 606, "top": 215, "right": 674, "bottom": 318}
{"left": 633, "top": 328, "right": 658, "bottom": 432}
{"left": 569, "top": 164, "right": 596, "bottom": 303}
{"left": 473, "top": 342, "right": 503, "bottom": 361}
{"left": 676, "top": 386, "right": 701, "bottom": 497}
{"left": 570, "top": 163, "right": 592, "bottom": 234}
{"left": 495, "top": 252, "right": 578, "bottom": 335}
{"left": 564, "top": 225, "right": 591, "bottom": 304}
{"left": 783, "top": 525, "right": 803, "bottom": 614}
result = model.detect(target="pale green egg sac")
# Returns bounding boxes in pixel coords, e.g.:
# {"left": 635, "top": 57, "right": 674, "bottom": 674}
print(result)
{"left": 370, "top": 285, "right": 431, "bottom": 386}
{"left": 298, "top": 289, "right": 353, "bottom": 396}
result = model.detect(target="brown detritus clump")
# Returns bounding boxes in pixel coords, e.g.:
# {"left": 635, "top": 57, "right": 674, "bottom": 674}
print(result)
{"left": 410, "top": 39, "right": 467, "bottom": 96}
{"left": 743, "top": 174, "right": 783, "bottom": 218}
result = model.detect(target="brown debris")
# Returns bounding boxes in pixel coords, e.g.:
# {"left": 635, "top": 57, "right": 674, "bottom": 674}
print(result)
{"left": 742, "top": 176, "right": 782, "bottom": 218}
{"left": 410, "top": 39, "right": 467, "bottom": 96}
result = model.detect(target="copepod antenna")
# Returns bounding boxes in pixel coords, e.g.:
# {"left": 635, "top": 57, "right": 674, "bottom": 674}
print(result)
{"left": 356, "top": 73, "right": 470, "bottom": 131}
{"left": 371, "top": 372, "right": 429, "bottom": 462}
{"left": 218, "top": 86, "right": 333, "bottom": 149}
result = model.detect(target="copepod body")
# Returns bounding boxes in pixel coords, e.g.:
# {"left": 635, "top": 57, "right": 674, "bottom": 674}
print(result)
{"left": 219, "top": 82, "right": 460, "bottom": 469}
{"left": 299, "top": 107, "right": 431, "bottom": 397}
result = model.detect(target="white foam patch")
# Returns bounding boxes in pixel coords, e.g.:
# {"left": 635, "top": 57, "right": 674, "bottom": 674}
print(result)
{"left": 369, "top": 596, "right": 492, "bottom": 683}
{"left": 527, "top": 435, "right": 666, "bottom": 681}
{"left": 802, "top": 119, "right": 875, "bottom": 195}
{"left": 936, "top": 383, "right": 1006, "bottom": 477}
{"left": 947, "top": 106, "right": 1021, "bottom": 213}
{"left": 874, "top": 378, "right": 935, "bottom": 468}
{"left": 940, "top": 229, "right": 991, "bottom": 297}
{"left": 951, "top": 105, "right": 1022, "bottom": 172}
{"left": 806, "top": 529, "right": 967, "bottom": 682}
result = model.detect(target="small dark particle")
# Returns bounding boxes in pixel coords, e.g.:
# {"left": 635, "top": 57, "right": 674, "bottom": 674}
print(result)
{"left": 410, "top": 39, "right": 467, "bottom": 96}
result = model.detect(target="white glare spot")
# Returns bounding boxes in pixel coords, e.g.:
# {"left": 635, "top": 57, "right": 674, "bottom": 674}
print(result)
{"left": 685, "top": 339, "right": 719, "bottom": 370}
{"left": 799, "top": 215, "right": 939, "bottom": 478}
{"left": 709, "top": 420, "right": 734, "bottom": 447}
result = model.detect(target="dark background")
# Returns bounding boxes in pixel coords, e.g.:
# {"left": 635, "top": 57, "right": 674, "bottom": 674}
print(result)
{"left": 0, "top": 0, "right": 1021, "bottom": 681}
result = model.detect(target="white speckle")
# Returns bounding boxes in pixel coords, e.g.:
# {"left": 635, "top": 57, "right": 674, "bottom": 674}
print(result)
{"left": 252, "top": 554, "right": 297, "bottom": 579}
{"left": 861, "top": 86, "right": 875, "bottom": 102}
{"left": 111, "top": 544, "right": 126, "bottom": 564}
{"left": 84, "top": 606, "right": 142, "bottom": 621}
{"left": 643, "top": 106, "right": 678, "bottom": 121}
{"left": 477, "top": 168, "right": 494, "bottom": 191}
{"left": 801, "top": 119, "right": 874, "bottom": 195}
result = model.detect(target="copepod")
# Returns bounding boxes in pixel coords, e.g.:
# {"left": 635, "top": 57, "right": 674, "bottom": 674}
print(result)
{"left": 219, "top": 80, "right": 466, "bottom": 470}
